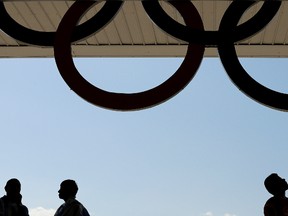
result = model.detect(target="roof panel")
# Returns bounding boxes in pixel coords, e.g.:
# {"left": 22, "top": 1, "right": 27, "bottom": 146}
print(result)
{"left": 0, "top": 0, "right": 288, "bottom": 57}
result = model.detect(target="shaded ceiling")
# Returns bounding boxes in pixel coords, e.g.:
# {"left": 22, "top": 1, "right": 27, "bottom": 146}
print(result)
{"left": 1, "top": 0, "right": 288, "bottom": 58}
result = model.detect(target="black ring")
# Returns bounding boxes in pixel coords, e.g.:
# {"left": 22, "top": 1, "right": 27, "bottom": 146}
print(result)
{"left": 0, "top": 0, "right": 123, "bottom": 46}
{"left": 218, "top": 2, "right": 288, "bottom": 111}
{"left": 220, "top": 0, "right": 281, "bottom": 42}
{"left": 54, "top": 0, "right": 205, "bottom": 111}
{"left": 142, "top": 0, "right": 281, "bottom": 45}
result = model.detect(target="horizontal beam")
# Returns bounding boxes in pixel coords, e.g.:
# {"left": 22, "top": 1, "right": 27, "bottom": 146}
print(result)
{"left": 1, "top": 0, "right": 288, "bottom": 1}
{"left": 1, "top": 45, "right": 288, "bottom": 58}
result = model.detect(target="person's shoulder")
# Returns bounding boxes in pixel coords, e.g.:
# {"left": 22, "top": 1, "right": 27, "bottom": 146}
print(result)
{"left": 73, "top": 199, "right": 86, "bottom": 207}
{"left": 73, "top": 200, "right": 89, "bottom": 216}
{"left": 265, "top": 197, "right": 277, "bottom": 207}
{"left": 264, "top": 196, "right": 288, "bottom": 207}
{"left": 70, "top": 199, "right": 81, "bottom": 206}
{"left": 21, "top": 204, "right": 29, "bottom": 209}
{"left": 0, "top": 196, "right": 7, "bottom": 204}
{"left": 20, "top": 204, "right": 29, "bottom": 216}
{"left": 0, "top": 196, "right": 6, "bottom": 200}
{"left": 265, "top": 197, "right": 276, "bottom": 203}
{"left": 68, "top": 199, "right": 83, "bottom": 210}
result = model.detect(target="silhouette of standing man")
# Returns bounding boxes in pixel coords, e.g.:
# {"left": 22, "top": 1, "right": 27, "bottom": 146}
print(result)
{"left": 264, "top": 173, "right": 288, "bottom": 216}
{"left": 54, "top": 180, "right": 90, "bottom": 216}
{"left": 0, "top": 178, "right": 29, "bottom": 216}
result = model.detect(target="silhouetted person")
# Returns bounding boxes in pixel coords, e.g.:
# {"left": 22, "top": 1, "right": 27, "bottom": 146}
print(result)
{"left": 0, "top": 178, "right": 29, "bottom": 216}
{"left": 54, "top": 180, "right": 90, "bottom": 216}
{"left": 264, "top": 173, "right": 288, "bottom": 215}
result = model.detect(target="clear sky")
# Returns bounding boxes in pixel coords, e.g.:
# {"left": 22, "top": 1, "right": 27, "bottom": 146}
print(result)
{"left": 0, "top": 56, "right": 288, "bottom": 216}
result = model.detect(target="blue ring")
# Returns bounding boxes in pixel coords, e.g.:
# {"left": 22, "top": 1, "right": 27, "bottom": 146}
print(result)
{"left": 0, "top": 0, "right": 123, "bottom": 46}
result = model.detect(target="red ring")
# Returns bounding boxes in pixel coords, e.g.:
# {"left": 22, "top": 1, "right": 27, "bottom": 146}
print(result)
{"left": 54, "top": 1, "right": 205, "bottom": 111}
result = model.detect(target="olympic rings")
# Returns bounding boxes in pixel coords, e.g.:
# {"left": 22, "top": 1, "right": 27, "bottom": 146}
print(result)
{"left": 54, "top": 0, "right": 205, "bottom": 111}
{"left": 142, "top": 0, "right": 281, "bottom": 45}
{"left": 0, "top": 0, "right": 123, "bottom": 46}
{"left": 0, "top": 0, "right": 285, "bottom": 111}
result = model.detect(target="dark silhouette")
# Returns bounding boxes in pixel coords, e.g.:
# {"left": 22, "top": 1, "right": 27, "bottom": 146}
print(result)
{"left": 264, "top": 173, "right": 288, "bottom": 215}
{"left": 54, "top": 180, "right": 90, "bottom": 216}
{"left": 0, "top": 178, "right": 29, "bottom": 216}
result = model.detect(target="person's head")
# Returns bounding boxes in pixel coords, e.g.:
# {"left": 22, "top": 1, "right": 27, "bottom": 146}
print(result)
{"left": 264, "top": 173, "right": 288, "bottom": 196}
{"left": 4, "top": 178, "right": 21, "bottom": 201}
{"left": 58, "top": 180, "right": 78, "bottom": 201}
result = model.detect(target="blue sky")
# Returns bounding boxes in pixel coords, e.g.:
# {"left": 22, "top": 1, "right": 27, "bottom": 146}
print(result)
{"left": 0, "top": 56, "right": 288, "bottom": 216}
